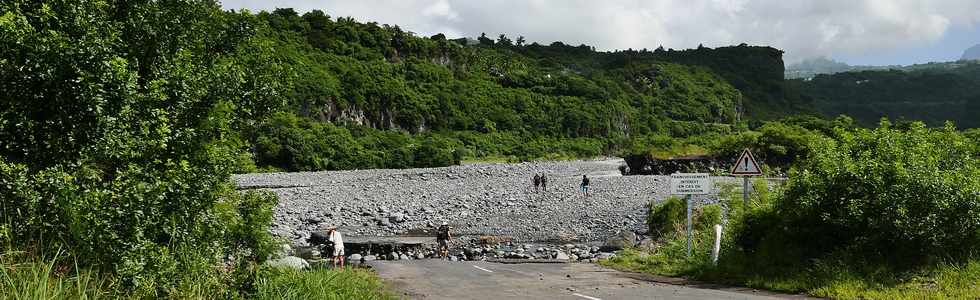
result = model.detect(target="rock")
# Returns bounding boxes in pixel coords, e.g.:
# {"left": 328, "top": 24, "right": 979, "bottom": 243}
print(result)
{"left": 638, "top": 238, "right": 657, "bottom": 251}
{"left": 389, "top": 213, "right": 406, "bottom": 223}
{"left": 349, "top": 253, "right": 363, "bottom": 262}
{"left": 363, "top": 255, "right": 377, "bottom": 261}
{"left": 276, "top": 244, "right": 293, "bottom": 258}
{"left": 265, "top": 256, "right": 309, "bottom": 270}
{"left": 570, "top": 254, "right": 579, "bottom": 261}
{"left": 601, "top": 230, "right": 637, "bottom": 251}
{"left": 597, "top": 252, "right": 616, "bottom": 260}
{"left": 416, "top": 253, "right": 425, "bottom": 259}
{"left": 400, "top": 254, "right": 410, "bottom": 260}
{"left": 308, "top": 231, "right": 330, "bottom": 246}
{"left": 555, "top": 251, "right": 571, "bottom": 260}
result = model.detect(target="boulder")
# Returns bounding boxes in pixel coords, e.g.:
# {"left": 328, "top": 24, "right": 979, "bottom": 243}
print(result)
{"left": 601, "top": 230, "right": 637, "bottom": 251}
{"left": 597, "top": 252, "right": 616, "bottom": 260}
{"left": 349, "top": 254, "right": 363, "bottom": 262}
{"left": 363, "top": 255, "right": 377, "bottom": 261}
{"left": 555, "top": 251, "right": 571, "bottom": 260}
{"left": 389, "top": 213, "right": 406, "bottom": 223}
{"left": 265, "top": 256, "right": 309, "bottom": 270}
{"left": 308, "top": 231, "right": 330, "bottom": 246}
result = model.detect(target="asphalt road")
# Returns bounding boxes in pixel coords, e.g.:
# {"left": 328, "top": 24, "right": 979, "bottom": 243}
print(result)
{"left": 368, "top": 260, "right": 808, "bottom": 300}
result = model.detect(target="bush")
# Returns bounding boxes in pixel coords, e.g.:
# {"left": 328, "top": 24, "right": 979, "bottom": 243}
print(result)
{"left": 648, "top": 197, "right": 686, "bottom": 237}
{"left": 773, "top": 121, "right": 980, "bottom": 261}
{"left": 648, "top": 197, "right": 721, "bottom": 238}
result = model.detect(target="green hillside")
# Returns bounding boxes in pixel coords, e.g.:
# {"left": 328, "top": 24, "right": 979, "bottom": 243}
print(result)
{"left": 247, "top": 9, "right": 820, "bottom": 171}
{"left": 791, "top": 61, "right": 980, "bottom": 128}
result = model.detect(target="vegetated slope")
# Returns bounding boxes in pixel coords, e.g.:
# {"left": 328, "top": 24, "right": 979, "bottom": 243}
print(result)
{"left": 245, "top": 9, "right": 814, "bottom": 171}
{"left": 261, "top": 9, "right": 760, "bottom": 137}
{"left": 790, "top": 61, "right": 980, "bottom": 128}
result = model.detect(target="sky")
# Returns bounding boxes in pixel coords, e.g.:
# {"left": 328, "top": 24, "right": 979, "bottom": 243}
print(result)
{"left": 221, "top": 0, "right": 980, "bottom": 66}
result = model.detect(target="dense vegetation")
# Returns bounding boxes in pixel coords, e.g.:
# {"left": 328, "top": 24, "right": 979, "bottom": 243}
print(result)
{"left": 239, "top": 8, "right": 826, "bottom": 171}
{"left": 0, "top": 1, "right": 386, "bottom": 298}
{"left": 791, "top": 61, "right": 980, "bottom": 128}
{"left": 604, "top": 121, "right": 980, "bottom": 299}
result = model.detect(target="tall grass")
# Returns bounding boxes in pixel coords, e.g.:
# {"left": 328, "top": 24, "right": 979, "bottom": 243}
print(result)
{"left": 0, "top": 250, "right": 113, "bottom": 300}
{"left": 255, "top": 266, "right": 393, "bottom": 300}
{"left": 0, "top": 249, "right": 394, "bottom": 299}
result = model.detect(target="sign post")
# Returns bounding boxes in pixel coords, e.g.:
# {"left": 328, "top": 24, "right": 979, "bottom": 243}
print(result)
{"left": 670, "top": 173, "right": 711, "bottom": 256}
{"left": 730, "top": 149, "right": 763, "bottom": 207}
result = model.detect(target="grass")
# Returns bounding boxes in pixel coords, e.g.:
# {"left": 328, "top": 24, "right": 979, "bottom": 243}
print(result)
{"left": 1, "top": 250, "right": 393, "bottom": 300}
{"left": 255, "top": 266, "right": 394, "bottom": 300}
{"left": 1, "top": 250, "right": 115, "bottom": 300}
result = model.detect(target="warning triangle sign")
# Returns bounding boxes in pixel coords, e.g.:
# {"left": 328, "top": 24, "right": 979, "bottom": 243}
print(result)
{"left": 730, "top": 149, "right": 762, "bottom": 176}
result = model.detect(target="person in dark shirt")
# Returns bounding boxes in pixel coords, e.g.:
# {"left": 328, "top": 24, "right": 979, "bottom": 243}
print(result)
{"left": 437, "top": 222, "right": 452, "bottom": 259}
{"left": 533, "top": 174, "right": 541, "bottom": 192}
{"left": 580, "top": 175, "right": 590, "bottom": 197}
{"left": 540, "top": 173, "right": 547, "bottom": 191}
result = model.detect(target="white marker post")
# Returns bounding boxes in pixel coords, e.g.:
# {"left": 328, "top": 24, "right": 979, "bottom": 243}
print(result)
{"left": 670, "top": 173, "right": 711, "bottom": 257}
{"left": 730, "top": 149, "right": 763, "bottom": 207}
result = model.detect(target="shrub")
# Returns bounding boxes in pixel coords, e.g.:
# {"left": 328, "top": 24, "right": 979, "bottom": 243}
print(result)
{"left": 648, "top": 197, "right": 686, "bottom": 237}
{"left": 774, "top": 121, "right": 980, "bottom": 261}
{"left": 648, "top": 197, "right": 721, "bottom": 238}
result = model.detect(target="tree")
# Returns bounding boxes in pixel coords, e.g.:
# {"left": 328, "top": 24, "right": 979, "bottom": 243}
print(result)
{"left": 0, "top": 0, "right": 287, "bottom": 291}
{"left": 516, "top": 35, "right": 526, "bottom": 46}
{"left": 497, "top": 34, "right": 513, "bottom": 47}
{"left": 478, "top": 32, "right": 494, "bottom": 46}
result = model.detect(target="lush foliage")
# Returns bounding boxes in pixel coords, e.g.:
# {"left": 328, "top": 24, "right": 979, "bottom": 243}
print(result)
{"left": 605, "top": 122, "right": 980, "bottom": 299}
{"left": 0, "top": 0, "right": 290, "bottom": 296}
{"left": 766, "top": 121, "right": 980, "bottom": 261}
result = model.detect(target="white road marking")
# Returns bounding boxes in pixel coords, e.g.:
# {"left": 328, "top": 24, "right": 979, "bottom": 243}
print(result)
{"left": 572, "top": 293, "right": 603, "bottom": 300}
{"left": 473, "top": 265, "right": 494, "bottom": 273}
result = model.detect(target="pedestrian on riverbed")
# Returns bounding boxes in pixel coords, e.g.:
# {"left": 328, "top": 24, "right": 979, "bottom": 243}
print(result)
{"left": 327, "top": 226, "right": 345, "bottom": 268}
{"left": 437, "top": 221, "right": 452, "bottom": 259}
{"left": 540, "top": 173, "right": 547, "bottom": 191}
{"left": 533, "top": 174, "right": 541, "bottom": 192}
{"left": 580, "top": 175, "right": 590, "bottom": 197}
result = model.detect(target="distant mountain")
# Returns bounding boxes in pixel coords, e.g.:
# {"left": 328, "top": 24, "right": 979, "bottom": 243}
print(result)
{"left": 963, "top": 44, "right": 980, "bottom": 61}
{"left": 785, "top": 57, "right": 895, "bottom": 79}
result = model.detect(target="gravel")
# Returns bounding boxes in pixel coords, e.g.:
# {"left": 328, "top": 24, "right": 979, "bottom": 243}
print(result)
{"left": 235, "top": 158, "right": 726, "bottom": 247}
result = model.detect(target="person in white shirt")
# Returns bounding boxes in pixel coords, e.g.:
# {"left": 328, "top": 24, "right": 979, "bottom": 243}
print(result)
{"left": 327, "top": 226, "right": 345, "bottom": 268}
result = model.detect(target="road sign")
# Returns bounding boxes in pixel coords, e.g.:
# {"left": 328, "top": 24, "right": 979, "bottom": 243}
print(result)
{"left": 730, "top": 149, "right": 762, "bottom": 176}
{"left": 669, "top": 173, "right": 711, "bottom": 195}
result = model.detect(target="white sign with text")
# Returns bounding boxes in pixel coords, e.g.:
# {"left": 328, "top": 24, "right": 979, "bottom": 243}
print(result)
{"left": 670, "top": 173, "right": 711, "bottom": 195}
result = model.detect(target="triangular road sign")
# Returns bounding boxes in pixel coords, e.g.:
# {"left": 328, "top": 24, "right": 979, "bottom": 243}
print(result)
{"left": 730, "top": 149, "right": 762, "bottom": 176}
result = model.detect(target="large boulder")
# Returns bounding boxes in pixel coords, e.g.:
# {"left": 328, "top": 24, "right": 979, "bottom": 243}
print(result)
{"left": 308, "top": 231, "right": 330, "bottom": 246}
{"left": 601, "top": 230, "right": 637, "bottom": 251}
{"left": 266, "top": 256, "right": 309, "bottom": 270}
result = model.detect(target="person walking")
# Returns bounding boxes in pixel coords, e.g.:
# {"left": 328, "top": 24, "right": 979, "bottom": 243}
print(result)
{"left": 540, "top": 173, "right": 547, "bottom": 191}
{"left": 437, "top": 222, "right": 452, "bottom": 259}
{"left": 533, "top": 174, "right": 541, "bottom": 192}
{"left": 580, "top": 175, "right": 590, "bottom": 197}
{"left": 327, "top": 226, "right": 345, "bottom": 268}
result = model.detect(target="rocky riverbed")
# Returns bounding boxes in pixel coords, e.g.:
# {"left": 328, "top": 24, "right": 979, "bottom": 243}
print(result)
{"left": 236, "top": 158, "right": 727, "bottom": 250}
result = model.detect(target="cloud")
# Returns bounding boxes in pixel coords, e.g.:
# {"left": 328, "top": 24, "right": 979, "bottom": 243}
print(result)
{"left": 221, "top": 0, "right": 980, "bottom": 63}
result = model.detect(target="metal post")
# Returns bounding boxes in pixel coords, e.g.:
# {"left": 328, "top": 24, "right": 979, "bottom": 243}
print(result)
{"left": 742, "top": 176, "right": 750, "bottom": 207}
{"left": 686, "top": 194, "right": 692, "bottom": 257}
